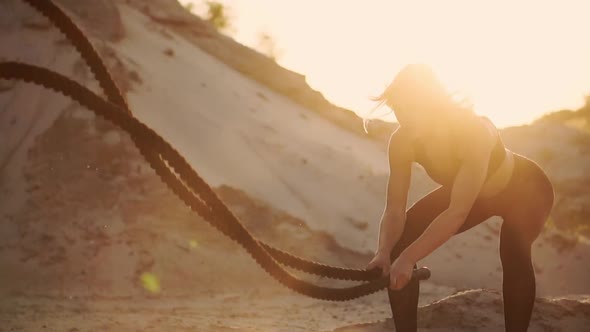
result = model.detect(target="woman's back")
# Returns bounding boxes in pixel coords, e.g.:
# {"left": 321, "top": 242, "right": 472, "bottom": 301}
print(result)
{"left": 410, "top": 116, "right": 507, "bottom": 186}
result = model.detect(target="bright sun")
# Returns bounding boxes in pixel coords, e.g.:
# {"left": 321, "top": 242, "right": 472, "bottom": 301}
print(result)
{"left": 183, "top": 0, "right": 590, "bottom": 128}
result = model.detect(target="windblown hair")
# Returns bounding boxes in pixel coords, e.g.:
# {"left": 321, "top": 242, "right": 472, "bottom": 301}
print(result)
{"left": 364, "top": 63, "right": 474, "bottom": 133}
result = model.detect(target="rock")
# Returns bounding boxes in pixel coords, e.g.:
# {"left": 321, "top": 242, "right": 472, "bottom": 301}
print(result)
{"left": 55, "top": 0, "right": 124, "bottom": 41}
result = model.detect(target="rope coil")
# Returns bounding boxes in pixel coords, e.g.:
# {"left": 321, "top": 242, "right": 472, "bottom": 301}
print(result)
{"left": 0, "top": 0, "right": 430, "bottom": 301}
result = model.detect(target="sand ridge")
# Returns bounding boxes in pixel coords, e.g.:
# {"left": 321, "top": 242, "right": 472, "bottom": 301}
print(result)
{"left": 1, "top": 0, "right": 589, "bottom": 331}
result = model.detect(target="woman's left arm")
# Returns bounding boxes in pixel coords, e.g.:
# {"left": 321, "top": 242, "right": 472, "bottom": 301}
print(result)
{"left": 389, "top": 124, "right": 495, "bottom": 290}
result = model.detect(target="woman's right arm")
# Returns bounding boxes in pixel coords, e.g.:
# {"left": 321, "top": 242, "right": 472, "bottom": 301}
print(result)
{"left": 375, "top": 128, "right": 413, "bottom": 256}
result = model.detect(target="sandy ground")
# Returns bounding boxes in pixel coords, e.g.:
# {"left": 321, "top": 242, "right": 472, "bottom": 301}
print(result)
{"left": 1, "top": 0, "right": 590, "bottom": 331}
{"left": 0, "top": 290, "right": 424, "bottom": 332}
{"left": 1, "top": 289, "right": 589, "bottom": 331}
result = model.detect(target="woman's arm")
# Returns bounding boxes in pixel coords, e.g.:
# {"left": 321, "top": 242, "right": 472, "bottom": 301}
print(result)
{"left": 400, "top": 121, "right": 495, "bottom": 263}
{"left": 388, "top": 120, "right": 497, "bottom": 290}
{"left": 375, "top": 128, "right": 413, "bottom": 255}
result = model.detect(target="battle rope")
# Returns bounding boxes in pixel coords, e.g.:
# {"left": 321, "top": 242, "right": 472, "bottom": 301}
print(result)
{"left": 18, "top": 0, "right": 390, "bottom": 283}
{"left": 0, "top": 0, "right": 430, "bottom": 301}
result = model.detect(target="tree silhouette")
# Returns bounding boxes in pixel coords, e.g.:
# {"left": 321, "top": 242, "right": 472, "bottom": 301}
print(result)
{"left": 205, "top": 1, "right": 231, "bottom": 32}
{"left": 256, "top": 31, "right": 283, "bottom": 62}
{"left": 181, "top": 1, "right": 233, "bottom": 34}
{"left": 183, "top": 2, "right": 194, "bottom": 13}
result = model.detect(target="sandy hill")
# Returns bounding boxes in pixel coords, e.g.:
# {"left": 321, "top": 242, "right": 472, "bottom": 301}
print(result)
{"left": 0, "top": 0, "right": 589, "bottom": 331}
{"left": 510, "top": 98, "right": 590, "bottom": 234}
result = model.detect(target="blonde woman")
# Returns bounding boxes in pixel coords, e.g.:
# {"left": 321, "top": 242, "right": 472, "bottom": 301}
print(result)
{"left": 365, "top": 64, "right": 554, "bottom": 331}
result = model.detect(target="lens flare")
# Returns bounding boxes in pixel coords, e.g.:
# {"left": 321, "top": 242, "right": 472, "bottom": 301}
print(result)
{"left": 140, "top": 272, "right": 161, "bottom": 293}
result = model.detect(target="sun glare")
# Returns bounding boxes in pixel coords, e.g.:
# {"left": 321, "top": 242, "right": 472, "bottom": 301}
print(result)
{"left": 183, "top": 0, "right": 590, "bottom": 128}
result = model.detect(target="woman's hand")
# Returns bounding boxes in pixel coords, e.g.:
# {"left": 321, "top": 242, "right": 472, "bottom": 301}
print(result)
{"left": 366, "top": 250, "right": 391, "bottom": 276}
{"left": 389, "top": 254, "right": 414, "bottom": 290}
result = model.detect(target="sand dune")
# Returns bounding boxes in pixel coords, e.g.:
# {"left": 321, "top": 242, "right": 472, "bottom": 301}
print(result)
{"left": 1, "top": 0, "right": 589, "bottom": 331}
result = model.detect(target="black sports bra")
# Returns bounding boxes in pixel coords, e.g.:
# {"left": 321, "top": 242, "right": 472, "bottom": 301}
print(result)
{"left": 413, "top": 122, "right": 506, "bottom": 186}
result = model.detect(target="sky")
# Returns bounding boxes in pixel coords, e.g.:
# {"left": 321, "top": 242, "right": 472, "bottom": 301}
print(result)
{"left": 181, "top": 0, "right": 590, "bottom": 128}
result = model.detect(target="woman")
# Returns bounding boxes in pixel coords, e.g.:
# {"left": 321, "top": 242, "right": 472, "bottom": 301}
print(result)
{"left": 365, "top": 63, "right": 554, "bottom": 332}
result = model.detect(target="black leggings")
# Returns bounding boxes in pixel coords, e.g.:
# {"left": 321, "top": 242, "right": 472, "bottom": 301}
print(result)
{"left": 388, "top": 154, "right": 555, "bottom": 332}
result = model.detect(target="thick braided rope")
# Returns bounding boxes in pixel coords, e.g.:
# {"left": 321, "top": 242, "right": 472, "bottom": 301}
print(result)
{"left": 18, "top": 0, "right": 399, "bottom": 282}
{"left": 0, "top": 62, "right": 398, "bottom": 300}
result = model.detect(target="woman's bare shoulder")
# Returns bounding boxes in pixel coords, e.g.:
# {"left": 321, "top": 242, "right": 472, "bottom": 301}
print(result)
{"left": 388, "top": 125, "right": 415, "bottom": 161}
{"left": 454, "top": 114, "right": 496, "bottom": 138}
{"left": 454, "top": 115, "right": 497, "bottom": 157}
{"left": 478, "top": 115, "right": 498, "bottom": 133}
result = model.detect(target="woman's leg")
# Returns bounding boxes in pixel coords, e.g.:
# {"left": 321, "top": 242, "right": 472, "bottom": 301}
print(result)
{"left": 498, "top": 156, "right": 554, "bottom": 332}
{"left": 386, "top": 185, "right": 496, "bottom": 331}
{"left": 499, "top": 221, "right": 536, "bottom": 332}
